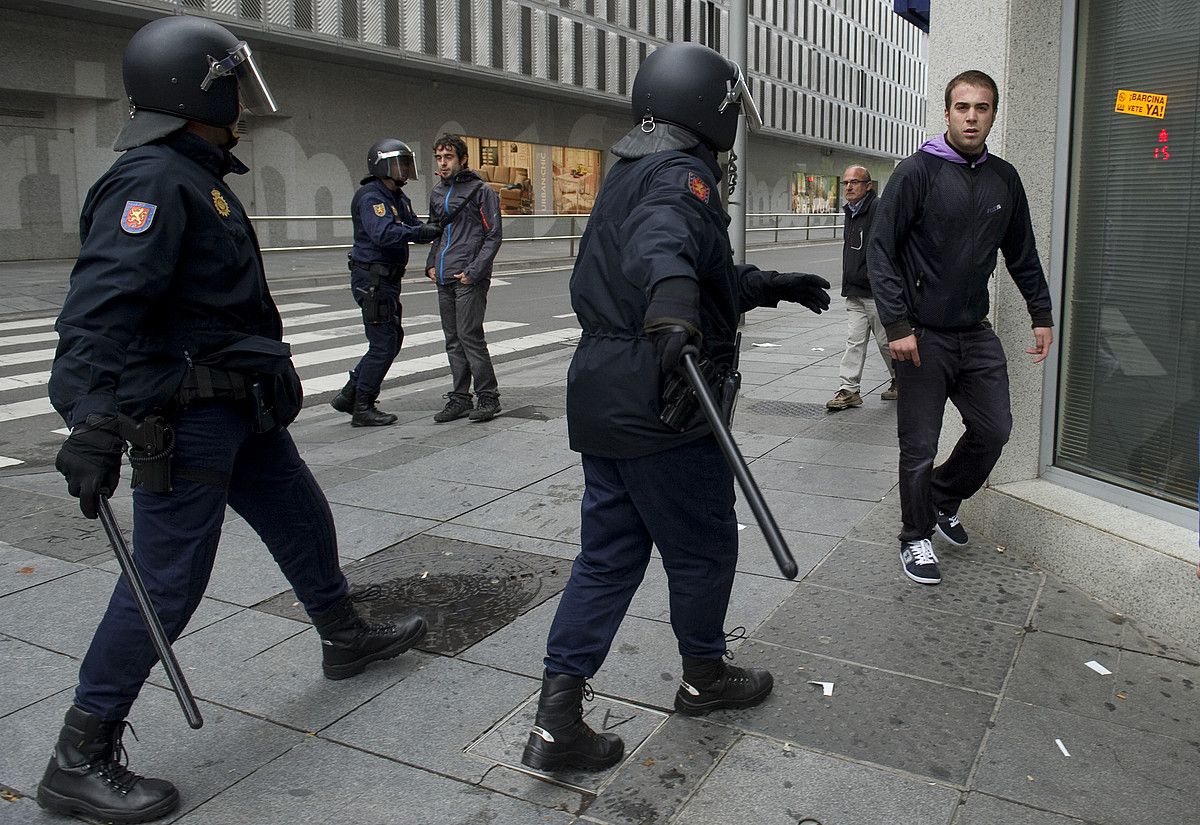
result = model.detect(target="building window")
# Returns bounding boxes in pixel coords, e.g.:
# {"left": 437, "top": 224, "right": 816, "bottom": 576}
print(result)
{"left": 1056, "top": 0, "right": 1200, "bottom": 510}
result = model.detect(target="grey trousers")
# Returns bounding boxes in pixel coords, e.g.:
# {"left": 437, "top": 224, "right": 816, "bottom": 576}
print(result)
{"left": 437, "top": 279, "right": 499, "bottom": 399}
{"left": 837, "top": 296, "right": 895, "bottom": 392}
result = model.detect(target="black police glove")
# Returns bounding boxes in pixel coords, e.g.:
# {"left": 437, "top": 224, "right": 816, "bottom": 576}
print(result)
{"left": 644, "top": 276, "right": 702, "bottom": 380}
{"left": 414, "top": 221, "right": 443, "bottom": 243}
{"left": 767, "top": 271, "right": 832, "bottom": 314}
{"left": 55, "top": 414, "right": 124, "bottom": 519}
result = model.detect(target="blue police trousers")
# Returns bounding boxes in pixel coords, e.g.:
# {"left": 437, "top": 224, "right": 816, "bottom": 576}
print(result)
{"left": 545, "top": 436, "right": 737, "bottom": 678}
{"left": 351, "top": 270, "right": 403, "bottom": 397}
{"left": 74, "top": 400, "right": 348, "bottom": 720}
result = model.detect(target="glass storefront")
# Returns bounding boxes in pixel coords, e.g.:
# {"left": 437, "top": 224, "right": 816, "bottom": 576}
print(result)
{"left": 789, "top": 172, "right": 840, "bottom": 213}
{"left": 457, "top": 135, "right": 602, "bottom": 215}
{"left": 1057, "top": 0, "right": 1199, "bottom": 509}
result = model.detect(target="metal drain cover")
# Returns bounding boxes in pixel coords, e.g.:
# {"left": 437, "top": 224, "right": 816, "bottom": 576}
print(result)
{"left": 747, "top": 400, "right": 829, "bottom": 419}
{"left": 256, "top": 534, "right": 569, "bottom": 654}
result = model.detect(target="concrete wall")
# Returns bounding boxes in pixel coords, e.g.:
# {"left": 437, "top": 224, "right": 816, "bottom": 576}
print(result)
{"left": 0, "top": 6, "right": 890, "bottom": 262}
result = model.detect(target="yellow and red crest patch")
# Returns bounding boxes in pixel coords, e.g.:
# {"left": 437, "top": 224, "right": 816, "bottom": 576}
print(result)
{"left": 687, "top": 171, "right": 710, "bottom": 203}
{"left": 373, "top": 203, "right": 387, "bottom": 218}
{"left": 119, "top": 201, "right": 156, "bottom": 234}
{"left": 211, "top": 189, "right": 230, "bottom": 218}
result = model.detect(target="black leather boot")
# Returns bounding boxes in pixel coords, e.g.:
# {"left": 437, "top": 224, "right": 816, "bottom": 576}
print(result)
{"left": 36, "top": 705, "right": 179, "bottom": 824}
{"left": 674, "top": 655, "right": 774, "bottom": 716}
{"left": 310, "top": 595, "right": 427, "bottom": 680}
{"left": 329, "top": 373, "right": 356, "bottom": 414}
{"left": 351, "top": 392, "right": 398, "bottom": 427}
{"left": 520, "top": 670, "right": 624, "bottom": 772}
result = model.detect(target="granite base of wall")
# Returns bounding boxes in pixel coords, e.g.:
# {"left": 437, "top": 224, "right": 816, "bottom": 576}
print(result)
{"left": 962, "top": 480, "right": 1200, "bottom": 655}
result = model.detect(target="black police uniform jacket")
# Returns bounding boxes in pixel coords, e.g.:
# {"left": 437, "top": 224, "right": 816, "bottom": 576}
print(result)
{"left": 49, "top": 131, "right": 296, "bottom": 428}
{"left": 867, "top": 135, "right": 1054, "bottom": 342}
{"left": 567, "top": 149, "right": 780, "bottom": 459}
{"left": 350, "top": 177, "right": 422, "bottom": 268}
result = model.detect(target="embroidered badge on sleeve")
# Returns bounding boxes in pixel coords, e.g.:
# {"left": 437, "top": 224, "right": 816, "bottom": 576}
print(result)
{"left": 373, "top": 202, "right": 387, "bottom": 218}
{"left": 687, "top": 172, "right": 711, "bottom": 203}
{"left": 120, "top": 201, "right": 157, "bottom": 234}
{"left": 211, "top": 189, "right": 231, "bottom": 217}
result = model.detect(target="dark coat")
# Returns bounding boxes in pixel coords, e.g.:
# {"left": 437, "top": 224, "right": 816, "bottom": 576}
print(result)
{"left": 425, "top": 170, "right": 503, "bottom": 285}
{"left": 49, "top": 131, "right": 295, "bottom": 427}
{"left": 840, "top": 188, "right": 877, "bottom": 298}
{"left": 350, "top": 177, "right": 422, "bottom": 269}
{"left": 566, "top": 149, "right": 777, "bottom": 459}
{"left": 867, "top": 137, "right": 1054, "bottom": 341}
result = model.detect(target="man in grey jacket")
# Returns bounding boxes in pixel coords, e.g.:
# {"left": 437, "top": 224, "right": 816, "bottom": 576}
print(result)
{"left": 425, "top": 134, "right": 504, "bottom": 422}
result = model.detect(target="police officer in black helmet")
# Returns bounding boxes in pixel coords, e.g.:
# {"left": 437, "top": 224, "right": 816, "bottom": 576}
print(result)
{"left": 39, "top": 16, "right": 427, "bottom": 823}
{"left": 521, "top": 42, "right": 831, "bottom": 773}
{"left": 329, "top": 140, "right": 442, "bottom": 425}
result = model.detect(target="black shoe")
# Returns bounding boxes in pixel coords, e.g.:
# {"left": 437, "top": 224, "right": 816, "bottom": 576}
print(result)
{"left": 468, "top": 395, "right": 501, "bottom": 423}
{"left": 433, "top": 395, "right": 473, "bottom": 423}
{"left": 521, "top": 670, "right": 624, "bottom": 772}
{"left": 674, "top": 656, "right": 774, "bottom": 716}
{"left": 935, "top": 510, "right": 969, "bottom": 545}
{"left": 351, "top": 393, "right": 398, "bottom": 427}
{"left": 311, "top": 596, "right": 427, "bottom": 680}
{"left": 900, "top": 538, "right": 941, "bottom": 585}
{"left": 329, "top": 374, "right": 356, "bottom": 414}
{"left": 36, "top": 706, "right": 179, "bottom": 824}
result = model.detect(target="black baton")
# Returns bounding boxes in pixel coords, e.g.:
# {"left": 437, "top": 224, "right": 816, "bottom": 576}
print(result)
{"left": 681, "top": 351, "right": 799, "bottom": 579}
{"left": 97, "top": 498, "right": 204, "bottom": 729}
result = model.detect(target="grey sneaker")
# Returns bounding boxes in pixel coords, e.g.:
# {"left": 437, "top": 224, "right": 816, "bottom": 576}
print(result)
{"left": 826, "top": 389, "right": 863, "bottom": 411}
{"left": 433, "top": 395, "right": 473, "bottom": 423}
{"left": 468, "top": 395, "right": 501, "bottom": 422}
{"left": 881, "top": 381, "right": 899, "bottom": 401}
{"left": 900, "top": 538, "right": 941, "bottom": 585}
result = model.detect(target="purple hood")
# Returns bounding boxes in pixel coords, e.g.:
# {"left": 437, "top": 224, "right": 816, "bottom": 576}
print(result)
{"left": 919, "top": 133, "right": 988, "bottom": 164}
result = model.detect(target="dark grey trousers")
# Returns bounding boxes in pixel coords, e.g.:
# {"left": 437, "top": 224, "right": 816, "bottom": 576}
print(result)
{"left": 437, "top": 279, "right": 498, "bottom": 400}
{"left": 894, "top": 324, "right": 1012, "bottom": 542}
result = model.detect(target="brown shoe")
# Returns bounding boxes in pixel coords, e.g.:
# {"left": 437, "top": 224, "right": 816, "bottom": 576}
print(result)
{"left": 881, "top": 381, "right": 899, "bottom": 401}
{"left": 826, "top": 389, "right": 863, "bottom": 411}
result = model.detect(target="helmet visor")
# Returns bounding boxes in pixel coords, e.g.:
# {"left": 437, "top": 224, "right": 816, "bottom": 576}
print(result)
{"left": 201, "top": 42, "right": 278, "bottom": 115}
{"left": 719, "top": 70, "right": 763, "bottom": 132}
{"left": 376, "top": 150, "right": 418, "bottom": 182}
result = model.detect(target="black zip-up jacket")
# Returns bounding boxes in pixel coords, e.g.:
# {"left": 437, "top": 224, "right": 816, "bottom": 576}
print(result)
{"left": 567, "top": 148, "right": 778, "bottom": 459}
{"left": 49, "top": 131, "right": 293, "bottom": 427}
{"left": 841, "top": 188, "right": 877, "bottom": 298}
{"left": 867, "top": 135, "right": 1053, "bottom": 341}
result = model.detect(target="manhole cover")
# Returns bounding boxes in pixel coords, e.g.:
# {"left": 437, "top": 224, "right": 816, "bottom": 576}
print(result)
{"left": 747, "top": 400, "right": 829, "bottom": 419}
{"left": 256, "top": 534, "right": 569, "bottom": 654}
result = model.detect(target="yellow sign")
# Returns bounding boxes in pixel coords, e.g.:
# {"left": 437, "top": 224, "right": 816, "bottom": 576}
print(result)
{"left": 1114, "top": 89, "right": 1167, "bottom": 119}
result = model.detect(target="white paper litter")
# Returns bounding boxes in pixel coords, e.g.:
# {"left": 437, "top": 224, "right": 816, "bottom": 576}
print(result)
{"left": 736, "top": 523, "right": 747, "bottom": 531}
{"left": 1084, "top": 660, "right": 1112, "bottom": 676}
{"left": 810, "top": 347, "right": 825, "bottom": 352}
{"left": 807, "top": 680, "right": 834, "bottom": 697}
{"left": 751, "top": 342, "right": 782, "bottom": 348}
{"left": 1055, "top": 738, "right": 1071, "bottom": 757}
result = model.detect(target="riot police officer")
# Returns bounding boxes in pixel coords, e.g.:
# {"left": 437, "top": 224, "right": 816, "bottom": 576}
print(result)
{"left": 329, "top": 139, "right": 441, "bottom": 425}
{"left": 521, "top": 42, "right": 831, "bottom": 773}
{"left": 40, "top": 17, "right": 426, "bottom": 823}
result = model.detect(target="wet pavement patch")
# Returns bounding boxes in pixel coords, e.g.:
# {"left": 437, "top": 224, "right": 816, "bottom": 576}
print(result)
{"left": 499, "top": 405, "right": 552, "bottom": 421}
{"left": 255, "top": 534, "right": 569, "bottom": 655}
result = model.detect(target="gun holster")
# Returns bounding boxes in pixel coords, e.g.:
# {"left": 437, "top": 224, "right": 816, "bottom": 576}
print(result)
{"left": 660, "top": 359, "right": 728, "bottom": 432}
{"left": 119, "top": 414, "right": 174, "bottom": 493}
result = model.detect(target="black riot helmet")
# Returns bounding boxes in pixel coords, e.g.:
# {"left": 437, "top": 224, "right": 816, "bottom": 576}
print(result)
{"left": 629, "top": 42, "right": 762, "bottom": 152}
{"left": 367, "top": 139, "right": 418, "bottom": 184}
{"left": 114, "top": 15, "right": 278, "bottom": 151}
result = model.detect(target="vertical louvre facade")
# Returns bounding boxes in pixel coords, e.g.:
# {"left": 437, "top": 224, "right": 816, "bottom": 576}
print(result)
{"left": 139, "top": 0, "right": 927, "bottom": 158}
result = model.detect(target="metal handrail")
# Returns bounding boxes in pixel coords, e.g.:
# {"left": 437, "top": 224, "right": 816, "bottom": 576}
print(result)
{"left": 251, "top": 212, "right": 841, "bottom": 253}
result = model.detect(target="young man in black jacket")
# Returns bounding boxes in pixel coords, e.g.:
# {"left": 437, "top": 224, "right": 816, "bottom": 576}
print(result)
{"left": 827, "top": 165, "right": 897, "bottom": 411}
{"left": 868, "top": 69, "right": 1054, "bottom": 586}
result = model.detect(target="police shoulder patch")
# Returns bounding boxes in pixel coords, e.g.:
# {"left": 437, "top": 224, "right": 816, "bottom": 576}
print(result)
{"left": 373, "top": 202, "right": 387, "bottom": 218}
{"left": 120, "top": 201, "right": 157, "bottom": 234}
{"left": 687, "top": 171, "right": 711, "bottom": 203}
{"left": 211, "top": 189, "right": 231, "bottom": 218}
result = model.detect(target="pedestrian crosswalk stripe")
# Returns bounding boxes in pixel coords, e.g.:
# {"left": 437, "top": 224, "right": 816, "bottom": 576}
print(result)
{"left": 0, "top": 320, "right": 576, "bottom": 426}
